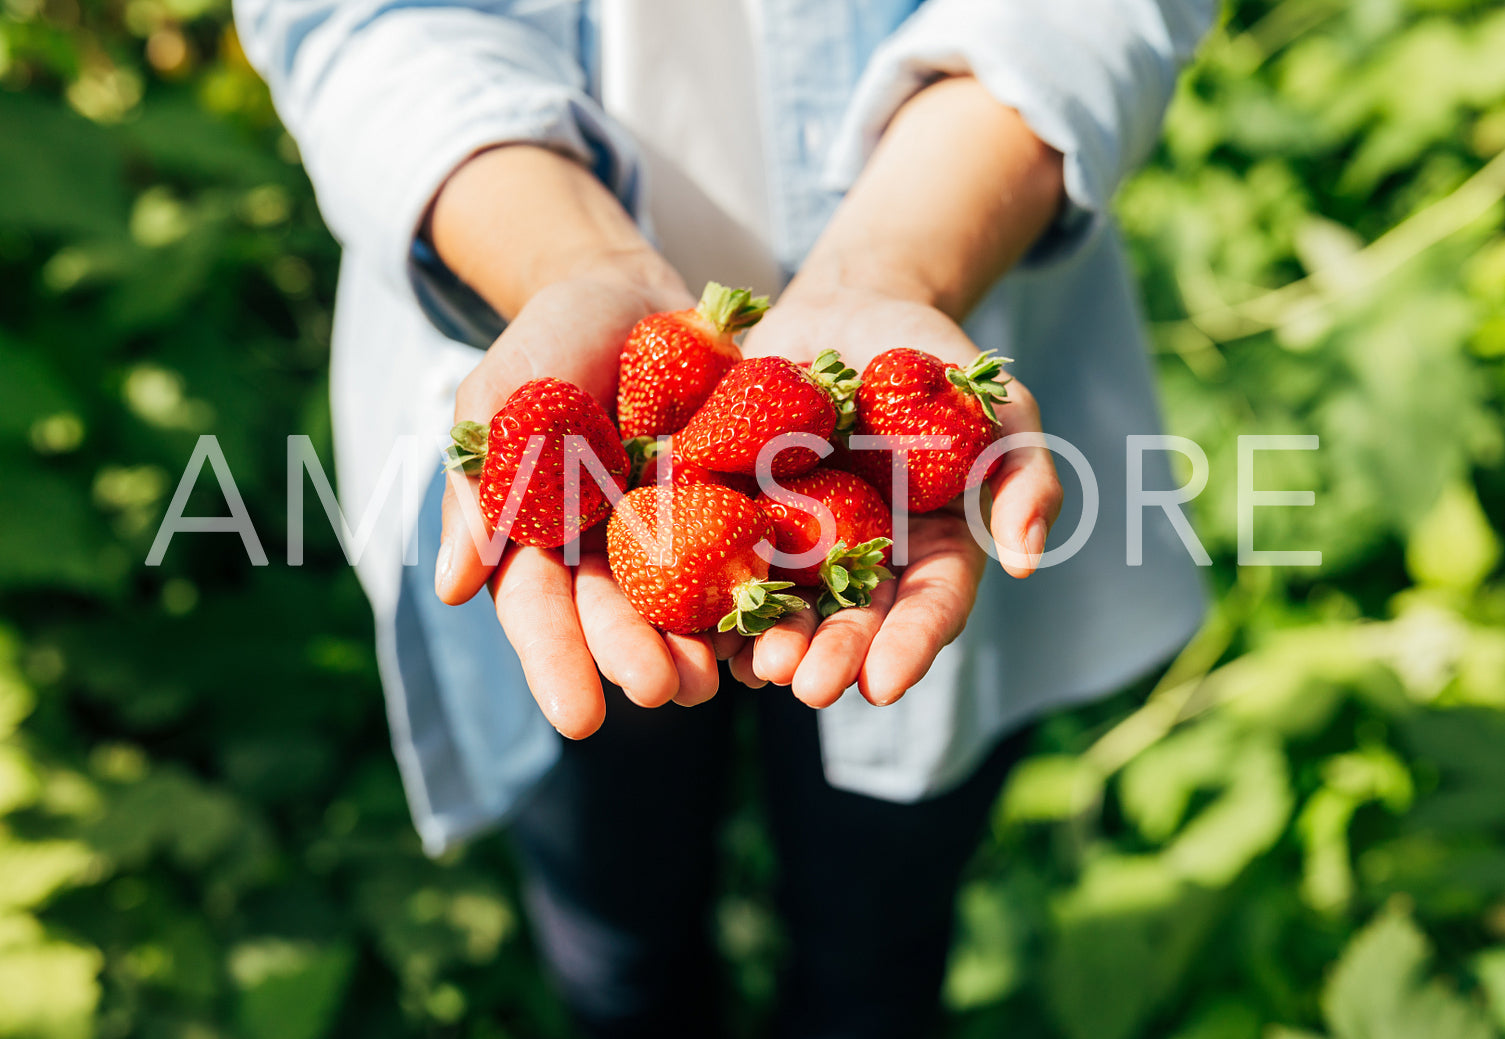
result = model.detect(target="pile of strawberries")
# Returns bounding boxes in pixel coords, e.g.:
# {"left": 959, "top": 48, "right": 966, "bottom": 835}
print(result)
{"left": 447, "top": 282, "right": 1011, "bottom": 637}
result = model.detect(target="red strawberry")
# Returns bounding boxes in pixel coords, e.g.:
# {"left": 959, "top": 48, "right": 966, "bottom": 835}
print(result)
{"left": 755, "top": 468, "right": 894, "bottom": 614}
{"left": 849, "top": 349, "right": 1010, "bottom": 513}
{"left": 625, "top": 436, "right": 761, "bottom": 498}
{"left": 616, "top": 281, "right": 768, "bottom": 439}
{"left": 606, "top": 484, "right": 807, "bottom": 635}
{"left": 676, "top": 349, "right": 860, "bottom": 479}
{"left": 447, "top": 378, "right": 629, "bottom": 547}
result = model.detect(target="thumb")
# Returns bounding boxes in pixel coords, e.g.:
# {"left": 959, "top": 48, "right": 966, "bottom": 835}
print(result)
{"left": 435, "top": 464, "right": 507, "bottom": 604}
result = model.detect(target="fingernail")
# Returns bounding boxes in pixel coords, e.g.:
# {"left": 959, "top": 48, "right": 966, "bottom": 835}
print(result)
{"left": 434, "top": 540, "right": 454, "bottom": 597}
{"left": 1024, "top": 518, "right": 1048, "bottom": 573}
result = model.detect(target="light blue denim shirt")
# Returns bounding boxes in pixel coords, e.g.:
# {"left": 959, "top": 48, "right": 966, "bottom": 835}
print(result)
{"left": 236, "top": 0, "right": 1217, "bottom": 855}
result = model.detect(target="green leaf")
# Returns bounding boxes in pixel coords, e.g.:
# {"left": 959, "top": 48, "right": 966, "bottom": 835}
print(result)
{"left": 694, "top": 281, "right": 769, "bottom": 333}
{"left": 945, "top": 350, "right": 1013, "bottom": 420}
{"left": 815, "top": 537, "right": 893, "bottom": 615}
{"left": 944, "top": 881, "right": 1030, "bottom": 1010}
{"left": 0, "top": 745, "right": 41, "bottom": 817}
{"left": 0, "top": 837, "right": 97, "bottom": 912}
{"left": 719, "top": 579, "right": 806, "bottom": 635}
{"left": 1044, "top": 855, "right": 1224, "bottom": 1039}
{"left": 806, "top": 349, "right": 862, "bottom": 433}
{"left": 0, "top": 930, "right": 102, "bottom": 1039}
{"left": 1474, "top": 948, "right": 1505, "bottom": 1033}
{"left": 0, "top": 460, "right": 114, "bottom": 590}
{"left": 120, "top": 97, "right": 293, "bottom": 186}
{"left": 1322, "top": 902, "right": 1494, "bottom": 1039}
{"left": 1120, "top": 720, "right": 1241, "bottom": 843}
{"left": 1162, "top": 734, "right": 1292, "bottom": 887}
{"left": 0, "top": 93, "right": 126, "bottom": 238}
{"left": 230, "top": 939, "right": 355, "bottom": 1039}
{"left": 1168, "top": 999, "right": 1263, "bottom": 1039}
{"left": 446, "top": 420, "right": 489, "bottom": 473}
{"left": 1405, "top": 481, "right": 1501, "bottom": 592}
{"left": 0, "top": 337, "right": 82, "bottom": 445}
{"left": 999, "top": 755, "right": 1102, "bottom": 824}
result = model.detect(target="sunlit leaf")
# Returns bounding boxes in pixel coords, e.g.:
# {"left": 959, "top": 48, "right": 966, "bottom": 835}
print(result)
{"left": 1475, "top": 948, "right": 1505, "bottom": 1032}
{"left": 0, "top": 930, "right": 102, "bottom": 1039}
{"left": 1045, "top": 855, "right": 1223, "bottom": 1039}
{"left": 1405, "top": 481, "right": 1501, "bottom": 592}
{"left": 230, "top": 938, "right": 354, "bottom": 1039}
{"left": 1322, "top": 902, "right": 1494, "bottom": 1039}
{"left": 998, "top": 755, "right": 1102, "bottom": 825}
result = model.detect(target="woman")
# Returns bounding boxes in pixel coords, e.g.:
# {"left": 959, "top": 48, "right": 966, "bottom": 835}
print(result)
{"left": 235, "top": 1, "right": 1214, "bottom": 1034}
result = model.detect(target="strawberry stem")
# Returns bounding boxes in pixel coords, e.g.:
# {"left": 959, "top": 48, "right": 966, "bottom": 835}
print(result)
{"left": 623, "top": 434, "right": 664, "bottom": 485}
{"left": 807, "top": 349, "right": 862, "bottom": 434}
{"left": 817, "top": 537, "right": 895, "bottom": 616}
{"left": 445, "top": 420, "right": 489, "bottom": 474}
{"left": 697, "top": 281, "right": 770, "bottom": 334}
{"left": 717, "top": 579, "right": 808, "bottom": 635}
{"left": 946, "top": 351, "right": 1013, "bottom": 425}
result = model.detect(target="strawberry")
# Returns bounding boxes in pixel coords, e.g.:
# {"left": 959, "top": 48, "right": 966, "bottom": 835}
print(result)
{"left": 616, "top": 281, "right": 768, "bottom": 439}
{"left": 447, "top": 377, "right": 630, "bottom": 547}
{"left": 676, "top": 349, "right": 860, "bottom": 479}
{"left": 849, "top": 349, "right": 1011, "bottom": 513}
{"left": 755, "top": 468, "right": 894, "bottom": 615}
{"left": 607, "top": 484, "right": 808, "bottom": 635}
{"left": 625, "top": 435, "right": 761, "bottom": 498}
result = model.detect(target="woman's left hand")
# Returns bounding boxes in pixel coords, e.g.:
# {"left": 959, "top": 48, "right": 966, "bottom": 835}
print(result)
{"left": 728, "top": 284, "right": 1063, "bottom": 707}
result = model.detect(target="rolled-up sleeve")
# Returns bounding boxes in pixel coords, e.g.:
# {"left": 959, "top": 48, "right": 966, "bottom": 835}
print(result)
{"left": 234, "top": 0, "right": 643, "bottom": 305}
{"left": 824, "top": 0, "right": 1217, "bottom": 264}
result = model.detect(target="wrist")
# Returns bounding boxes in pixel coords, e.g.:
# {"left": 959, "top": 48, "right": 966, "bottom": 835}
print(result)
{"left": 784, "top": 246, "right": 945, "bottom": 313}
{"left": 428, "top": 144, "right": 684, "bottom": 319}
{"left": 788, "top": 77, "right": 1064, "bottom": 323}
{"left": 551, "top": 245, "right": 690, "bottom": 313}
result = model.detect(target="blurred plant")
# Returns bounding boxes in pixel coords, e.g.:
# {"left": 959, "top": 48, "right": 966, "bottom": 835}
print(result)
{"left": 942, "top": 0, "right": 1505, "bottom": 1036}
{"left": 1, "top": 0, "right": 1503, "bottom": 1036}
{"left": 0, "top": 0, "right": 569, "bottom": 1035}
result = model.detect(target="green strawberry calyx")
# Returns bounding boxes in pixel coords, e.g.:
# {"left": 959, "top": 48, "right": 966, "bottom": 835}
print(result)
{"left": 623, "top": 434, "right": 665, "bottom": 485}
{"left": 445, "top": 420, "right": 489, "bottom": 474}
{"left": 697, "top": 281, "right": 770, "bottom": 335}
{"left": 946, "top": 351, "right": 1014, "bottom": 426}
{"left": 717, "top": 579, "right": 808, "bottom": 635}
{"left": 817, "top": 537, "right": 895, "bottom": 617}
{"left": 807, "top": 348, "right": 862, "bottom": 434}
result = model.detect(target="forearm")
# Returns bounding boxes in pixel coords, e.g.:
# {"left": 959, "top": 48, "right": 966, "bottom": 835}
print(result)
{"left": 793, "top": 76, "right": 1064, "bottom": 321}
{"left": 428, "top": 144, "right": 685, "bottom": 321}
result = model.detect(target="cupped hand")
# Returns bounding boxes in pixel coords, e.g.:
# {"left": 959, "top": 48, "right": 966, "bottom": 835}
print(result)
{"left": 434, "top": 269, "right": 744, "bottom": 738}
{"left": 730, "top": 285, "right": 1063, "bottom": 707}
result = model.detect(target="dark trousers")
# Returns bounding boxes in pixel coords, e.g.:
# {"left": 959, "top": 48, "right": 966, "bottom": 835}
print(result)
{"left": 508, "top": 671, "right": 1033, "bottom": 1039}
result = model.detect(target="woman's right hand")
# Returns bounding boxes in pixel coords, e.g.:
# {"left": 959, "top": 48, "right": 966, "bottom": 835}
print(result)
{"left": 428, "top": 147, "right": 737, "bottom": 738}
{"left": 435, "top": 268, "right": 747, "bottom": 739}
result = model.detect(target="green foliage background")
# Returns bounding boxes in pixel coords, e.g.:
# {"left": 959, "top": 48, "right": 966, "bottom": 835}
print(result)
{"left": 2, "top": 0, "right": 1504, "bottom": 1035}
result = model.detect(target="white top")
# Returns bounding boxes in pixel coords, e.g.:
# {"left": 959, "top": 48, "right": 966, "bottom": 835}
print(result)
{"left": 600, "top": 0, "right": 782, "bottom": 294}
{"left": 234, "top": 0, "right": 1216, "bottom": 854}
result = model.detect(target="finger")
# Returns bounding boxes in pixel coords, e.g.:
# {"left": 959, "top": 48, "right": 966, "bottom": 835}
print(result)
{"left": 667, "top": 633, "right": 721, "bottom": 706}
{"left": 989, "top": 455, "right": 1059, "bottom": 579}
{"left": 791, "top": 579, "right": 896, "bottom": 708}
{"left": 751, "top": 590, "right": 820, "bottom": 686}
{"left": 493, "top": 547, "right": 606, "bottom": 739}
{"left": 575, "top": 555, "right": 680, "bottom": 708}
{"left": 989, "top": 383, "right": 1063, "bottom": 579}
{"left": 860, "top": 538, "right": 984, "bottom": 707}
{"left": 711, "top": 629, "right": 745, "bottom": 662}
{"left": 439, "top": 339, "right": 539, "bottom": 606}
{"left": 728, "top": 640, "right": 766, "bottom": 689}
{"left": 436, "top": 467, "right": 505, "bottom": 604}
